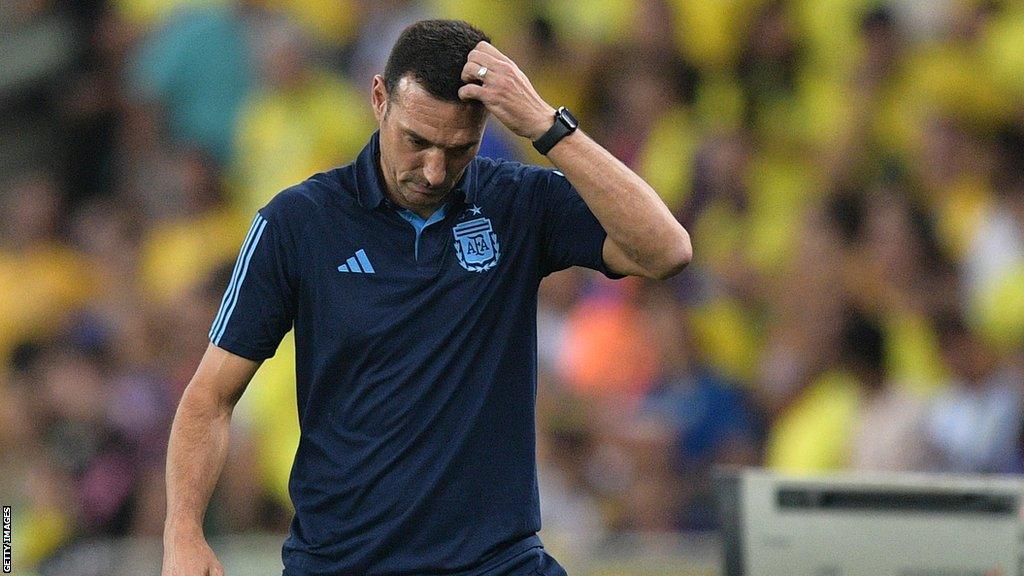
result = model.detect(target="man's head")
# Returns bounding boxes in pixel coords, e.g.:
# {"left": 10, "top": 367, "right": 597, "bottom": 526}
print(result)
{"left": 372, "top": 20, "right": 490, "bottom": 217}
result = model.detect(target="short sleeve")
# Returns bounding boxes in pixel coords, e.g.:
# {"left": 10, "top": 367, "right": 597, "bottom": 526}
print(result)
{"left": 208, "top": 210, "right": 296, "bottom": 361}
{"left": 534, "top": 168, "right": 623, "bottom": 279}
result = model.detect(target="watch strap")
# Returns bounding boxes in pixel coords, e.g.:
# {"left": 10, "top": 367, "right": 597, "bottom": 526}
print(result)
{"left": 532, "top": 107, "right": 577, "bottom": 155}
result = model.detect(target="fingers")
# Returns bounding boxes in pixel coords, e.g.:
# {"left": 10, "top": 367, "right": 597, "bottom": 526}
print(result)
{"left": 460, "top": 40, "right": 551, "bottom": 140}
{"left": 468, "top": 49, "right": 502, "bottom": 70}
{"left": 460, "top": 60, "right": 483, "bottom": 84}
{"left": 458, "top": 83, "right": 484, "bottom": 102}
{"left": 473, "top": 40, "right": 506, "bottom": 60}
{"left": 461, "top": 50, "right": 502, "bottom": 83}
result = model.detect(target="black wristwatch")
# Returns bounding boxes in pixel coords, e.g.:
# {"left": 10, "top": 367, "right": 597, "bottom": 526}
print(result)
{"left": 532, "top": 107, "right": 579, "bottom": 155}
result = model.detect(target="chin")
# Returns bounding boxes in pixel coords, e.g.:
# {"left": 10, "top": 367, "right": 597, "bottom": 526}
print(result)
{"left": 409, "top": 187, "right": 447, "bottom": 202}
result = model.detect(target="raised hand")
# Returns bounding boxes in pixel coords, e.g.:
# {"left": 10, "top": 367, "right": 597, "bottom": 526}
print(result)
{"left": 458, "top": 41, "right": 556, "bottom": 141}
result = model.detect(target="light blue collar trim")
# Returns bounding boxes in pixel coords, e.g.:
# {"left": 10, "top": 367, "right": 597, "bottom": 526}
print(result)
{"left": 397, "top": 204, "right": 448, "bottom": 260}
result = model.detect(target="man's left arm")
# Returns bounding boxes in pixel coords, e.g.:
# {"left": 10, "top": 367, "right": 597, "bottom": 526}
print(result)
{"left": 459, "top": 41, "right": 692, "bottom": 279}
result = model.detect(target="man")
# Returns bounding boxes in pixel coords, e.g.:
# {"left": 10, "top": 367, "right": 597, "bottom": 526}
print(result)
{"left": 162, "top": 19, "right": 691, "bottom": 576}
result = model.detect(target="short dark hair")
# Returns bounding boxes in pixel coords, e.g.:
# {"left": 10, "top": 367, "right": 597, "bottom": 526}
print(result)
{"left": 383, "top": 19, "right": 490, "bottom": 102}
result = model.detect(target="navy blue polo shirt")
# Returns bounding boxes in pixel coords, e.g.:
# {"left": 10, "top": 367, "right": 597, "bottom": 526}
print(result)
{"left": 209, "top": 132, "right": 618, "bottom": 575}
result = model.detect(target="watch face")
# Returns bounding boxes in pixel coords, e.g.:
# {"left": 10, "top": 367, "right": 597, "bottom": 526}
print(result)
{"left": 558, "top": 107, "right": 579, "bottom": 130}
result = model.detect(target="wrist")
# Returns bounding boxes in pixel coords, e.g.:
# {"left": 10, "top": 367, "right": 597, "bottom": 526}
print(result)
{"left": 526, "top": 106, "right": 557, "bottom": 141}
{"left": 531, "top": 106, "right": 579, "bottom": 155}
{"left": 164, "top": 517, "right": 204, "bottom": 540}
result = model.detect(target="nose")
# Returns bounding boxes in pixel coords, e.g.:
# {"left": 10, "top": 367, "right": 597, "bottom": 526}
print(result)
{"left": 422, "top": 149, "right": 446, "bottom": 188}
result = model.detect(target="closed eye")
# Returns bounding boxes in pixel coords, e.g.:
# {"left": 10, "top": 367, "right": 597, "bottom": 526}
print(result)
{"left": 407, "top": 135, "right": 430, "bottom": 149}
{"left": 404, "top": 130, "right": 476, "bottom": 154}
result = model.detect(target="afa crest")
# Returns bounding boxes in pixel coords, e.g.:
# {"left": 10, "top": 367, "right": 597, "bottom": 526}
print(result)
{"left": 453, "top": 217, "right": 500, "bottom": 272}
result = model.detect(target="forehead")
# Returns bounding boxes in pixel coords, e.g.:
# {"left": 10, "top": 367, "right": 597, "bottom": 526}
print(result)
{"left": 389, "top": 77, "right": 485, "bottom": 146}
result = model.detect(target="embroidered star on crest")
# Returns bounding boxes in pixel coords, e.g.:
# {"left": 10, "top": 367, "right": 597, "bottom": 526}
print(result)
{"left": 468, "top": 205, "right": 482, "bottom": 215}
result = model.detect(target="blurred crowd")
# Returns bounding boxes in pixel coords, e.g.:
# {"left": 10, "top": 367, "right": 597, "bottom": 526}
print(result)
{"left": 1, "top": 0, "right": 1023, "bottom": 572}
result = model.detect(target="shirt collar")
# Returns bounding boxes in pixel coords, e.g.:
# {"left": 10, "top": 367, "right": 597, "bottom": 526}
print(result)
{"left": 355, "top": 131, "right": 479, "bottom": 210}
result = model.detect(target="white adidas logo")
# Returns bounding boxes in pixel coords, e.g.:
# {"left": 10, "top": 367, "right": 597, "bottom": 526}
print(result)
{"left": 337, "top": 249, "right": 375, "bottom": 274}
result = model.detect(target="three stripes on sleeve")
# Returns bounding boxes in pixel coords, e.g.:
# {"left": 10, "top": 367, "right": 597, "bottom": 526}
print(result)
{"left": 210, "top": 213, "right": 268, "bottom": 346}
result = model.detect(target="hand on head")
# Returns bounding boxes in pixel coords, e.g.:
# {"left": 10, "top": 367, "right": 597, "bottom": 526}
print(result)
{"left": 458, "top": 41, "right": 555, "bottom": 141}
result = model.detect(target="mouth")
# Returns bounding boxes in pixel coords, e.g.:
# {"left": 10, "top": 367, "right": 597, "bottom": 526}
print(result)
{"left": 408, "top": 183, "right": 446, "bottom": 196}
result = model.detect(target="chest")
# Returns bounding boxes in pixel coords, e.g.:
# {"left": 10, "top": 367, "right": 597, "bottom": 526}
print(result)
{"left": 300, "top": 203, "right": 535, "bottom": 344}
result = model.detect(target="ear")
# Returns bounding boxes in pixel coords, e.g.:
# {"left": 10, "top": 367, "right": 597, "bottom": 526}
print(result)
{"left": 371, "top": 75, "right": 388, "bottom": 123}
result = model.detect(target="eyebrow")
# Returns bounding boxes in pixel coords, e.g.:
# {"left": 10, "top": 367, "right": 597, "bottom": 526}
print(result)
{"left": 403, "top": 129, "right": 479, "bottom": 151}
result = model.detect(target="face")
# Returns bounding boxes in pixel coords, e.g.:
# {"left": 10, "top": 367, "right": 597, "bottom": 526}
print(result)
{"left": 372, "top": 75, "right": 486, "bottom": 217}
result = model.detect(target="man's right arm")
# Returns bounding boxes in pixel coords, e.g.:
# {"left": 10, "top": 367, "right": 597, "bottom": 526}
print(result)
{"left": 162, "top": 343, "right": 262, "bottom": 576}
